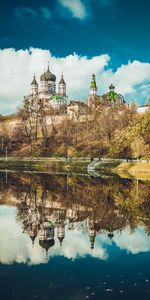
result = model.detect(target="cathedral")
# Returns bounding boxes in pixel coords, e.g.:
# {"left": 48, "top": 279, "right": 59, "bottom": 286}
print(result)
{"left": 28, "top": 65, "right": 68, "bottom": 110}
{"left": 26, "top": 64, "right": 125, "bottom": 115}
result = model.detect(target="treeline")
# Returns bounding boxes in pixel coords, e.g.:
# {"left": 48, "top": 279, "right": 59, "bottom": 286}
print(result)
{"left": 0, "top": 97, "right": 150, "bottom": 158}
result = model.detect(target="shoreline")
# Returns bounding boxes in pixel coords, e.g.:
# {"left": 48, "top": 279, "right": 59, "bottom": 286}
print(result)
{"left": 0, "top": 157, "right": 90, "bottom": 173}
{"left": 0, "top": 158, "right": 150, "bottom": 180}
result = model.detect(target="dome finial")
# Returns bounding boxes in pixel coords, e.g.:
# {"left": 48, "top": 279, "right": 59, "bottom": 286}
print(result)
{"left": 31, "top": 75, "right": 38, "bottom": 85}
{"left": 109, "top": 83, "right": 115, "bottom": 91}
{"left": 47, "top": 61, "right": 50, "bottom": 71}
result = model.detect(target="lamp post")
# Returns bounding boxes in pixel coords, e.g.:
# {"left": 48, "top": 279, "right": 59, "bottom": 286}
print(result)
{"left": 5, "top": 147, "right": 8, "bottom": 161}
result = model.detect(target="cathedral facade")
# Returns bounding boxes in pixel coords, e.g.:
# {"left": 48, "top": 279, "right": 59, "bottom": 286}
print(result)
{"left": 25, "top": 65, "right": 125, "bottom": 115}
{"left": 27, "top": 65, "right": 67, "bottom": 110}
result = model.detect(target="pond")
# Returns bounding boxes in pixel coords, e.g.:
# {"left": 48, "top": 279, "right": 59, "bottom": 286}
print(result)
{"left": 0, "top": 171, "right": 150, "bottom": 300}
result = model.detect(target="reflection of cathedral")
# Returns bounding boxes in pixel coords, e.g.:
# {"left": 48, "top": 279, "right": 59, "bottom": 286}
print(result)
{"left": 0, "top": 170, "right": 150, "bottom": 262}
{"left": 57, "top": 223, "right": 65, "bottom": 247}
{"left": 39, "top": 222, "right": 55, "bottom": 257}
{"left": 20, "top": 192, "right": 120, "bottom": 255}
{"left": 87, "top": 217, "right": 96, "bottom": 250}
{"left": 19, "top": 192, "right": 100, "bottom": 253}
{"left": 2, "top": 170, "right": 143, "bottom": 259}
{"left": 4, "top": 171, "right": 147, "bottom": 257}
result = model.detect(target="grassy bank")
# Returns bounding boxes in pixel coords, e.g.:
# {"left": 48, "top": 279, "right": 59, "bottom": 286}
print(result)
{"left": 1, "top": 157, "right": 150, "bottom": 180}
{"left": 115, "top": 162, "right": 150, "bottom": 180}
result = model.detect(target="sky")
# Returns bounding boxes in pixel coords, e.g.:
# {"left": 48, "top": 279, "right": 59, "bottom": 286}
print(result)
{"left": 0, "top": 0, "right": 150, "bottom": 114}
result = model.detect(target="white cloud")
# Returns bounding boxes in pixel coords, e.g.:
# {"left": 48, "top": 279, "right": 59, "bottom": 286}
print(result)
{"left": 112, "top": 61, "right": 150, "bottom": 94}
{"left": 14, "top": 7, "right": 38, "bottom": 20}
{"left": 58, "top": 0, "right": 88, "bottom": 20}
{"left": 0, "top": 47, "right": 150, "bottom": 115}
{"left": 40, "top": 7, "right": 52, "bottom": 19}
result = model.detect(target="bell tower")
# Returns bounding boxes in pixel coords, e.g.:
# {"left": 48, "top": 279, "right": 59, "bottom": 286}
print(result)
{"left": 89, "top": 74, "right": 97, "bottom": 96}
{"left": 31, "top": 75, "right": 38, "bottom": 95}
{"left": 58, "top": 74, "right": 66, "bottom": 96}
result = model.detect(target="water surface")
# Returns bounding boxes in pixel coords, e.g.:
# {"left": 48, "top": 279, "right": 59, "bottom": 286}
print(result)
{"left": 0, "top": 171, "right": 150, "bottom": 300}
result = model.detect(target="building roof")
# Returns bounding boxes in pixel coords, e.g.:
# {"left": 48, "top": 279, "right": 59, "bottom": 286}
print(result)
{"left": 90, "top": 74, "right": 97, "bottom": 90}
{"left": 45, "top": 65, "right": 56, "bottom": 82}
{"left": 89, "top": 234, "right": 96, "bottom": 249}
{"left": 102, "top": 91, "right": 125, "bottom": 104}
{"left": 39, "top": 239, "right": 55, "bottom": 251}
{"left": 40, "top": 72, "right": 46, "bottom": 82}
{"left": 31, "top": 76, "right": 38, "bottom": 85}
{"left": 109, "top": 83, "right": 115, "bottom": 90}
{"left": 59, "top": 74, "right": 66, "bottom": 85}
{"left": 49, "top": 95, "right": 66, "bottom": 101}
{"left": 58, "top": 236, "right": 64, "bottom": 246}
{"left": 40, "top": 66, "right": 56, "bottom": 82}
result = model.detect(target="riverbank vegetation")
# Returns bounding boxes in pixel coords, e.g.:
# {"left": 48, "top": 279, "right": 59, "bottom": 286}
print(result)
{"left": 0, "top": 100, "right": 149, "bottom": 159}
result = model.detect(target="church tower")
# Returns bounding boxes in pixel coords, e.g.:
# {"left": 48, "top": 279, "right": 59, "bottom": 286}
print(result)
{"left": 58, "top": 74, "right": 66, "bottom": 96}
{"left": 87, "top": 217, "right": 96, "bottom": 250}
{"left": 31, "top": 76, "right": 38, "bottom": 95}
{"left": 39, "top": 222, "right": 55, "bottom": 259}
{"left": 89, "top": 74, "right": 97, "bottom": 96}
{"left": 57, "top": 223, "right": 65, "bottom": 246}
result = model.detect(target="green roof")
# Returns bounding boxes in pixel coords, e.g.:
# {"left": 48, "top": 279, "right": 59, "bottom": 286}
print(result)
{"left": 49, "top": 95, "right": 66, "bottom": 101}
{"left": 90, "top": 74, "right": 97, "bottom": 89}
{"left": 109, "top": 91, "right": 118, "bottom": 102}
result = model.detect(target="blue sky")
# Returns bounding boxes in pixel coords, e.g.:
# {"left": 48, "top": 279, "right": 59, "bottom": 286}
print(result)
{"left": 0, "top": 0, "right": 150, "bottom": 114}
{"left": 1, "top": 0, "right": 150, "bottom": 65}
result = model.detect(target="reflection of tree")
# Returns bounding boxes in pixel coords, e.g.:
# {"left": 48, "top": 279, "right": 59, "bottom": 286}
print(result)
{"left": 0, "top": 171, "right": 150, "bottom": 250}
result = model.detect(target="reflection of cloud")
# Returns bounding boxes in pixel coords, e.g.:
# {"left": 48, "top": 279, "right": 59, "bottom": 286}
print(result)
{"left": 0, "top": 206, "right": 46, "bottom": 265}
{"left": 0, "top": 206, "right": 107, "bottom": 265}
{"left": 52, "top": 230, "right": 108, "bottom": 260}
{"left": 0, "top": 206, "right": 150, "bottom": 266}
{"left": 113, "top": 227, "right": 150, "bottom": 254}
